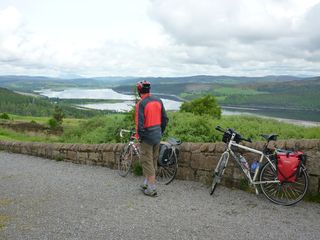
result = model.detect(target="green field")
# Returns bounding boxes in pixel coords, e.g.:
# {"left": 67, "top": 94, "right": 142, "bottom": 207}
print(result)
{"left": 212, "top": 87, "right": 267, "bottom": 96}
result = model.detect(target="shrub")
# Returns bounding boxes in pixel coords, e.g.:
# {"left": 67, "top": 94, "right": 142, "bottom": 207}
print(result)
{"left": 164, "top": 112, "right": 216, "bottom": 142}
{"left": 48, "top": 118, "right": 58, "bottom": 130}
{"left": 60, "top": 114, "right": 133, "bottom": 144}
{"left": 180, "top": 95, "right": 221, "bottom": 118}
{"left": 0, "top": 113, "right": 10, "bottom": 120}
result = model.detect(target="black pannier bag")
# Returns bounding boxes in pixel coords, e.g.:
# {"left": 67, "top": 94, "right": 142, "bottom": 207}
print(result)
{"left": 158, "top": 138, "right": 181, "bottom": 166}
{"left": 158, "top": 142, "right": 173, "bottom": 166}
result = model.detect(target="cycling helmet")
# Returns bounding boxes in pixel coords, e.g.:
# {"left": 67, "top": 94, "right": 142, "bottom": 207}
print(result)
{"left": 136, "top": 80, "right": 151, "bottom": 95}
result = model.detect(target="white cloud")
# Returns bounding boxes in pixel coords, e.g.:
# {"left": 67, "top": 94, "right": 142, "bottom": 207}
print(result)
{"left": 149, "top": 0, "right": 320, "bottom": 74}
{"left": 0, "top": 1, "right": 320, "bottom": 77}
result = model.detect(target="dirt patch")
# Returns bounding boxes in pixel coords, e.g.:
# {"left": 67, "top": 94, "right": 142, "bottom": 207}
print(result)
{"left": 0, "top": 121, "right": 62, "bottom": 134}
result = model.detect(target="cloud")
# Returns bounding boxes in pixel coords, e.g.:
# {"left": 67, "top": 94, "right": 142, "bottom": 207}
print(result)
{"left": 149, "top": 0, "right": 320, "bottom": 72}
{"left": 0, "top": 5, "right": 177, "bottom": 77}
{"left": 0, "top": 1, "right": 320, "bottom": 78}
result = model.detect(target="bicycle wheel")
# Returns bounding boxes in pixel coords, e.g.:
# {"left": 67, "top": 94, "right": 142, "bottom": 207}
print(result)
{"left": 117, "top": 144, "right": 133, "bottom": 177}
{"left": 156, "top": 152, "right": 178, "bottom": 185}
{"left": 259, "top": 161, "right": 309, "bottom": 206}
{"left": 210, "top": 152, "right": 229, "bottom": 195}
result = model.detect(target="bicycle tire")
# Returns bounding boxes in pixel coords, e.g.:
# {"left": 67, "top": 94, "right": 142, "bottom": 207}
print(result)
{"left": 117, "top": 144, "right": 133, "bottom": 177}
{"left": 259, "top": 161, "right": 309, "bottom": 206}
{"left": 210, "top": 152, "right": 229, "bottom": 195}
{"left": 156, "top": 152, "right": 178, "bottom": 185}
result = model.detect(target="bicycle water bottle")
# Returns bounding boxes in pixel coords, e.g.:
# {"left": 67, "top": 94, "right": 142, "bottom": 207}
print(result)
{"left": 250, "top": 161, "right": 259, "bottom": 174}
{"left": 239, "top": 155, "right": 249, "bottom": 172}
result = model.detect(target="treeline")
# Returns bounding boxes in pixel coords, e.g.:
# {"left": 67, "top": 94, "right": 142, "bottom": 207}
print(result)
{"left": 180, "top": 78, "right": 320, "bottom": 110}
{"left": 0, "top": 87, "right": 109, "bottom": 118}
{"left": 221, "top": 79, "right": 320, "bottom": 109}
{"left": 221, "top": 92, "right": 320, "bottom": 109}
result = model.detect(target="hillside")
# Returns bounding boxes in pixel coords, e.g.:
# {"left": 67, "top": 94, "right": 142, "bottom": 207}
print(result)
{"left": 220, "top": 77, "right": 320, "bottom": 110}
{"left": 0, "top": 87, "right": 109, "bottom": 118}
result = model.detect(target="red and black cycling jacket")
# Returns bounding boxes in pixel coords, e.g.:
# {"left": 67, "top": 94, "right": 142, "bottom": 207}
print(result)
{"left": 135, "top": 93, "right": 168, "bottom": 144}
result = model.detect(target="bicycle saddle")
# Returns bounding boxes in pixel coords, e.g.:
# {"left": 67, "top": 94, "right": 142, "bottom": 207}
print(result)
{"left": 260, "top": 134, "right": 278, "bottom": 142}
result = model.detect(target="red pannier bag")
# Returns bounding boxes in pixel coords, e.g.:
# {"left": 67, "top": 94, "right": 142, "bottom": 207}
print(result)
{"left": 276, "top": 151, "right": 304, "bottom": 183}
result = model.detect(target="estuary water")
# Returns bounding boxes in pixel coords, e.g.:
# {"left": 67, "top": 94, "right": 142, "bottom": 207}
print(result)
{"left": 36, "top": 88, "right": 182, "bottom": 111}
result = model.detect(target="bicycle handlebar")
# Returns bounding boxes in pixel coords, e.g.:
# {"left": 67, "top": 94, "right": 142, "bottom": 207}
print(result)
{"left": 215, "top": 125, "right": 252, "bottom": 143}
{"left": 242, "top": 137, "right": 252, "bottom": 143}
{"left": 215, "top": 126, "right": 224, "bottom": 133}
{"left": 119, "top": 129, "right": 135, "bottom": 138}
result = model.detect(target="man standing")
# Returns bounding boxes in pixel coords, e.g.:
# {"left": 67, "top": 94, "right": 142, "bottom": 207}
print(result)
{"left": 135, "top": 80, "right": 168, "bottom": 197}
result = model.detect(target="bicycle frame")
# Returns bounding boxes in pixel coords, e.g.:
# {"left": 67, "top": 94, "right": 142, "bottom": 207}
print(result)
{"left": 120, "top": 129, "right": 140, "bottom": 156}
{"left": 223, "top": 132, "right": 280, "bottom": 194}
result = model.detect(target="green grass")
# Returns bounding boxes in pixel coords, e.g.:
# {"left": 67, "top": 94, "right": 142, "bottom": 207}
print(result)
{"left": 7, "top": 114, "right": 50, "bottom": 124}
{"left": 6, "top": 114, "right": 84, "bottom": 127}
{"left": 132, "top": 161, "right": 143, "bottom": 176}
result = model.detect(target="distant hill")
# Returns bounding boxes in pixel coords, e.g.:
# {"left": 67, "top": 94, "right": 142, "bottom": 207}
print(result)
{"left": 113, "top": 75, "right": 313, "bottom": 94}
{"left": 0, "top": 75, "right": 136, "bottom": 92}
{"left": 0, "top": 74, "right": 306, "bottom": 93}
{"left": 114, "top": 75, "right": 304, "bottom": 86}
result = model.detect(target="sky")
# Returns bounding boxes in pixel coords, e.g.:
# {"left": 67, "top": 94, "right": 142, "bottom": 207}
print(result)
{"left": 0, "top": 0, "right": 320, "bottom": 78}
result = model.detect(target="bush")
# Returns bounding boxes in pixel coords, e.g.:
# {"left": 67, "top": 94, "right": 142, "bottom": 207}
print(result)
{"left": 0, "top": 113, "right": 10, "bottom": 120}
{"left": 164, "top": 112, "right": 216, "bottom": 142}
{"left": 60, "top": 114, "right": 133, "bottom": 143}
{"left": 48, "top": 118, "right": 58, "bottom": 130}
{"left": 180, "top": 95, "right": 221, "bottom": 118}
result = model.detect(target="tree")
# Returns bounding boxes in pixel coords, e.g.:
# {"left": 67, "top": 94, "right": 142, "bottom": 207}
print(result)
{"left": 48, "top": 106, "right": 64, "bottom": 131}
{"left": 53, "top": 106, "right": 64, "bottom": 125}
{"left": 180, "top": 95, "right": 221, "bottom": 118}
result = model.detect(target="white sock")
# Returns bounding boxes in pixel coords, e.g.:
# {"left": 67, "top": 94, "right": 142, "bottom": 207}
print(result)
{"left": 143, "top": 179, "right": 148, "bottom": 185}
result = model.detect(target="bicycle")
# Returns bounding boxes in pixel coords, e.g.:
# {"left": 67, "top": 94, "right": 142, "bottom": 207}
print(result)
{"left": 117, "top": 129, "right": 140, "bottom": 177}
{"left": 210, "top": 126, "right": 309, "bottom": 206}
{"left": 117, "top": 129, "right": 180, "bottom": 185}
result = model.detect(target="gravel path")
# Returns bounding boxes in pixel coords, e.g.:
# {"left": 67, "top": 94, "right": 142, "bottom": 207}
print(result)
{"left": 0, "top": 151, "right": 320, "bottom": 240}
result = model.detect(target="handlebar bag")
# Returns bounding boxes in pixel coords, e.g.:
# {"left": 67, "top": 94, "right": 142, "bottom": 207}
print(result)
{"left": 276, "top": 151, "right": 304, "bottom": 182}
{"left": 222, "top": 129, "right": 241, "bottom": 143}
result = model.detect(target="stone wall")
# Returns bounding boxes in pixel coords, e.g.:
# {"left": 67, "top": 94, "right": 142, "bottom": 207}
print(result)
{"left": 0, "top": 139, "right": 319, "bottom": 194}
